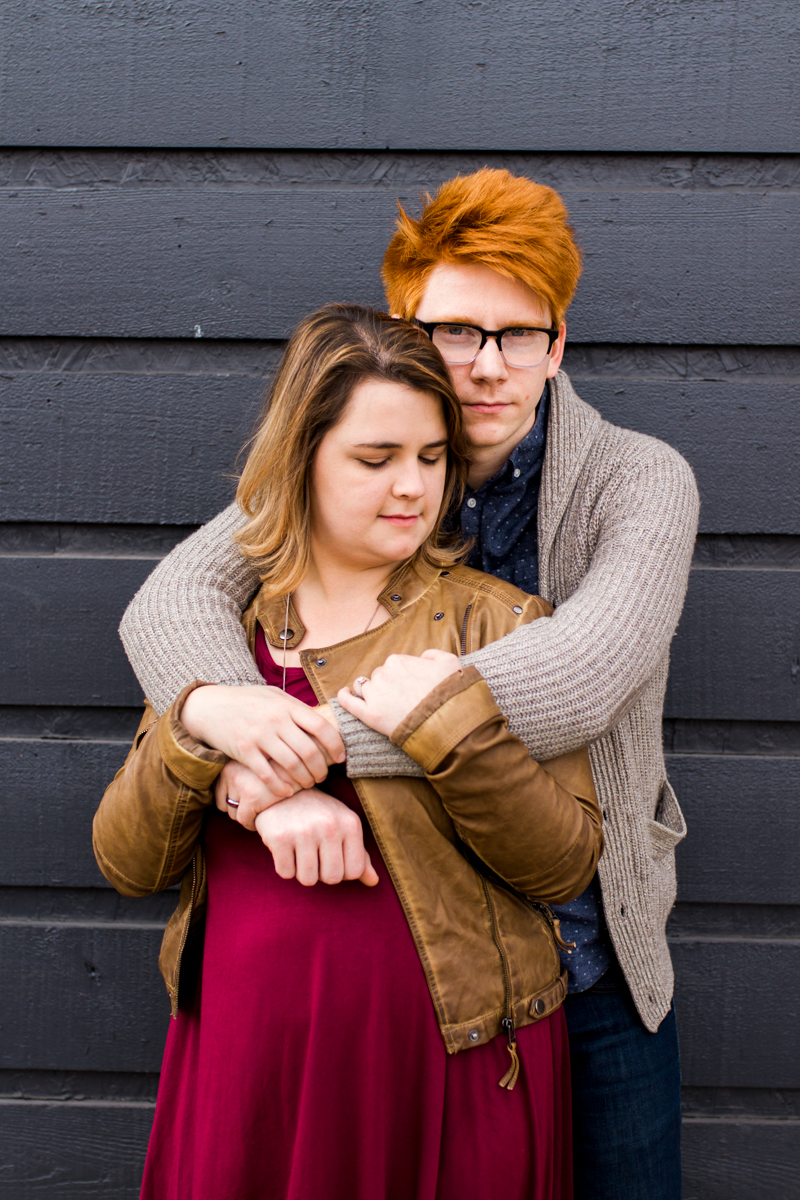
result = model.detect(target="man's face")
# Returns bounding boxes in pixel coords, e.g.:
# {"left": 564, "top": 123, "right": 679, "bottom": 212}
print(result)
{"left": 414, "top": 262, "right": 566, "bottom": 461}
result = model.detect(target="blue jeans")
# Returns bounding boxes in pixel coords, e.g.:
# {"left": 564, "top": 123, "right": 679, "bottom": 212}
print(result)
{"left": 563, "top": 965, "right": 682, "bottom": 1200}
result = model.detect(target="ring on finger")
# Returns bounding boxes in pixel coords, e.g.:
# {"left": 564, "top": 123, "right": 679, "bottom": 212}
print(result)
{"left": 226, "top": 796, "right": 240, "bottom": 809}
{"left": 352, "top": 675, "right": 370, "bottom": 700}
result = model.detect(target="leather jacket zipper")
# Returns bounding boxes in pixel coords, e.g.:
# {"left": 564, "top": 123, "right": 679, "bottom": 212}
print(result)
{"left": 171, "top": 853, "right": 197, "bottom": 1018}
{"left": 460, "top": 604, "right": 473, "bottom": 656}
{"left": 480, "top": 877, "right": 520, "bottom": 1091}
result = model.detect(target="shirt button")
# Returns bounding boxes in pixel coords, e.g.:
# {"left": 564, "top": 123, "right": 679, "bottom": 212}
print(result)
{"left": 512, "top": 605, "right": 523, "bottom": 615}
{"left": 469, "top": 1030, "right": 480, "bottom": 1042}
{"left": 466, "top": 497, "right": 477, "bottom": 509}
{"left": 513, "top": 468, "right": 521, "bottom": 478}
{"left": 315, "top": 658, "right": 327, "bottom": 667}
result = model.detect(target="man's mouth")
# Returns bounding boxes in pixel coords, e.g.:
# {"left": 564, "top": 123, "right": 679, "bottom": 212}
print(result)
{"left": 465, "top": 402, "right": 510, "bottom": 415}
{"left": 379, "top": 514, "right": 420, "bottom": 526}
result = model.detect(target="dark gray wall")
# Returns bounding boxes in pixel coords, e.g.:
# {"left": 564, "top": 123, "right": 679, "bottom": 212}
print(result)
{"left": 1, "top": 4, "right": 798, "bottom": 1196}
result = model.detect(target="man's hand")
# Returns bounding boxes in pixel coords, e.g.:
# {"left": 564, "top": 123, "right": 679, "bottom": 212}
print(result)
{"left": 337, "top": 649, "right": 462, "bottom": 736}
{"left": 254, "top": 789, "right": 379, "bottom": 887}
{"left": 181, "top": 684, "right": 345, "bottom": 798}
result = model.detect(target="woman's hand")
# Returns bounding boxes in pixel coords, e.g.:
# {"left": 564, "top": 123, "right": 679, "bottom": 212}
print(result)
{"left": 181, "top": 684, "right": 345, "bottom": 798}
{"left": 254, "top": 789, "right": 379, "bottom": 887}
{"left": 336, "top": 649, "right": 462, "bottom": 736}
{"left": 215, "top": 759, "right": 294, "bottom": 831}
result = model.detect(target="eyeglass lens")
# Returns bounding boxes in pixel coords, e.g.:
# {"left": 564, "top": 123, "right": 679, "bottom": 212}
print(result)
{"left": 431, "top": 325, "right": 552, "bottom": 368}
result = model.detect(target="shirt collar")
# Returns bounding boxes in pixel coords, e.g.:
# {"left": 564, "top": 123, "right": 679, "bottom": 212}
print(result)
{"left": 469, "top": 382, "right": 550, "bottom": 496}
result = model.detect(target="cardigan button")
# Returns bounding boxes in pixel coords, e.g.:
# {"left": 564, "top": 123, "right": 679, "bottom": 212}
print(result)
{"left": 534, "top": 998, "right": 546, "bottom": 1016}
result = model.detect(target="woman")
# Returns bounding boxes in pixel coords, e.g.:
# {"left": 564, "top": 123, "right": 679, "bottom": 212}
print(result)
{"left": 94, "top": 305, "right": 603, "bottom": 1200}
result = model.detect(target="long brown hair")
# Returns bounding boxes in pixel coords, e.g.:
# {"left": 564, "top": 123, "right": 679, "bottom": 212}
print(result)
{"left": 235, "top": 303, "right": 469, "bottom": 598}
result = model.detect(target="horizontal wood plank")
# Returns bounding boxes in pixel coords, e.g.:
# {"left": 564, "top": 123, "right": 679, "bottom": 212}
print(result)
{"left": 0, "top": 1100, "right": 152, "bottom": 1199}
{"left": 2, "top": 373, "right": 799, "bottom": 530}
{"left": 0, "top": 742, "right": 130, "bottom": 888}
{"left": 671, "top": 941, "right": 800, "bottom": 1089}
{"left": 3, "top": 558, "right": 799, "bottom": 718}
{"left": 4, "top": 740, "right": 799, "bottom": 905}
{"left": 1, "top": 920, "right": 796, "bottom": 1087}
{"left": 0, "top": 926, "right": 169, "bottom": 1072}
{"left": 1, "top": 188, "right": 798, "bottom": 343}
{"left": 682, "top": 1119, "right": 800, "bottom": 1200}
{"left": 665, "top": 570, "right": 800, "bottom": 722}
{"left": 0, "top": 2, "right": 796, "bottom": 151}
{"left": 669, "top": 756, "right": 800, "bottom": 905}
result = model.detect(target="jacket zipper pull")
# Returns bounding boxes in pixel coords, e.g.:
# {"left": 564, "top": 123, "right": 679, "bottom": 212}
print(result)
{"left": 551, "top": 915, "right": 576, "bottom": 954}
{"left": 498, "top": 1016, "right": 520, "bottom": 1091}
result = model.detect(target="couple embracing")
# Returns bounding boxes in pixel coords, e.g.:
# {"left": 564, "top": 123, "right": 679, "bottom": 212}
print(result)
{"left": 94, "top": 168, "right": 698, "bottom": 1200}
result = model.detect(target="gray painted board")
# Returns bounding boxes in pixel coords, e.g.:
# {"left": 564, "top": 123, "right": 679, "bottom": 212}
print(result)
{"left": 670, "top": 756, "right": 800, "bottom": 905}
{"left": 0, "top": 1100, "right": 152, "bottom": 1200}
{"left": 5, "top": 558, "right": 800, "bottom": 716}
{"left": 665, "top": 570, "right": 800, "bottom": 722}
{"left": 0, "top": 925, "right": 170, "bottom": 1072}
{"left": 672, "top": 941, "right": 800, "bottom": 1088}
{"left": 1, "top": 2, "right": 797, "bottom": 151}
{"left": 2, "top": 188, "right": 798, "bottom": 342}
{"left": 5, "top": 740, "right": 800, "bottom": 901}
{"left": 682, "top": 1120, "right": 800, "bottom": 1200}
{"left": 3, "top": 373, "right": 800, "bottom": 531}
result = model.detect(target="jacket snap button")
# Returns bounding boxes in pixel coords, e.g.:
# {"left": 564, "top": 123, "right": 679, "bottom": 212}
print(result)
{"left": 469, "top": 1030, "right": 480, "bottom": 1042}
{"left": 315, "top": 658, "right": 327, "bottom": 667}
{"left": 534, "top": 999, "right": 546, "bottom": 1016}
{"left": 512, "top": 605, "right": 523, "bottom": 615}
{"left": 433, "top": 612, "right": 444, "bottom": 621}
{"left": 441, "top": 570, "right": 450, "bottom": 576}
{"left": 390, "top": 594, "right": 402, "bottom": 602}
{"left": 278, "top": 628, "right": 294, "bottom": 641}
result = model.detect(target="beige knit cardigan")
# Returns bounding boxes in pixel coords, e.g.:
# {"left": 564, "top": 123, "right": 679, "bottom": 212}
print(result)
{"left": 120, "top": 370, "right": 699, "bottom": 1032}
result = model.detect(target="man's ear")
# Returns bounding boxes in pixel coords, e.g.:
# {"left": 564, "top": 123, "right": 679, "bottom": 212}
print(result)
{"left": 546, "top": 322, "right": 568, "bottom": 378}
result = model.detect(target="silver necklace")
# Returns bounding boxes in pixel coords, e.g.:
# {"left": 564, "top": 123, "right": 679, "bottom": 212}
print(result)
{"left": 281, "top": 594, "right": 383, "bottom": 693}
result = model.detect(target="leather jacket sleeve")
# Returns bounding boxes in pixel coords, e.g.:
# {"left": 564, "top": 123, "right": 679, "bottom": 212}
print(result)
{"left": 390, "top": 667, "right": 603, "bottom": 905}
{"left": 92, "top": 684, "right": 226, "bottom": 896}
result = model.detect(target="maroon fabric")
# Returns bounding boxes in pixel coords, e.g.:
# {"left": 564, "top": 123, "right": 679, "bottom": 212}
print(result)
{"left": 140, "top": 629, "right": 572, "bottom": 1199}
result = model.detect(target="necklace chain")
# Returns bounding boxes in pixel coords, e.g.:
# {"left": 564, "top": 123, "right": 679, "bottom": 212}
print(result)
{"left": 281, "top": 594, "right": 384, "bottom": 693}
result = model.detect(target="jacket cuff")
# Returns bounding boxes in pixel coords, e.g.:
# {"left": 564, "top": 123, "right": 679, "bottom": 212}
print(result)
{"left": 156, "top": 682, "right": 229, "bottom": 791}
{"left": 390, "top": 666, "right": 502, "bottom": 773}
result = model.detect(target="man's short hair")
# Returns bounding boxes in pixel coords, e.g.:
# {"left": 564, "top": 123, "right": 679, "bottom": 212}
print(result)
{"left": 382, "top": 168, "right": 582, "bottom": 326}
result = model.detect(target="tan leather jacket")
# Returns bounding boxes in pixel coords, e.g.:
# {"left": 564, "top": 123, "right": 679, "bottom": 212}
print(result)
{"left": 94, "top": 561, "right": 602, "bottom": 1063}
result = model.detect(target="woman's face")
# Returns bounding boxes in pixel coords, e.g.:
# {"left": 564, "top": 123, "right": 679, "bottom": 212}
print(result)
{"left": 310, "top": 378, "right": 450, "bottom": 573}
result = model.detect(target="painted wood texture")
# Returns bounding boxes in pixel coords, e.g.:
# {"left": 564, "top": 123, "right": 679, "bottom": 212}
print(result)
{"left": 3, "top": 557, "right": 799, "bottom": 719}
{"left": 0, "top": 2, "right": 797, "bottom": 151}
{"left": 1, "top": 188, "right": 798, "bottom": 342}
{"left": 3, "top": 372, "right": 799, "bottom": 531}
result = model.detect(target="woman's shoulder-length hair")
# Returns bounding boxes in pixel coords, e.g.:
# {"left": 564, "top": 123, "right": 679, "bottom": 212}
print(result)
{"left": 235, "top": 303, "right": 470, "bottom": 599}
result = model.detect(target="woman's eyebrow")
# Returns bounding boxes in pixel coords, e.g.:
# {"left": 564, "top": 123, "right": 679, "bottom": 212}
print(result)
{"left": 353, "top": 439, "right": 448, "bottom": 450}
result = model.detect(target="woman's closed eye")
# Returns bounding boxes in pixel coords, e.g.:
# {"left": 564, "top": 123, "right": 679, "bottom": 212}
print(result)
{"left": 357, "top": 453, "right": 443, "bottom": 470}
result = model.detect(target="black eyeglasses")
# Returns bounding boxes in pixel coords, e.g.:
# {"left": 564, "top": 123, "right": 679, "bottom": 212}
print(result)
{"left": 414, "top": 320, "right": 559, "bottom": 369}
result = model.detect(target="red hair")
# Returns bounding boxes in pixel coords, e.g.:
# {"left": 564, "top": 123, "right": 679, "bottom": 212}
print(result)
{"left": 382, "top": 168, "right": 582, "bottom": 326}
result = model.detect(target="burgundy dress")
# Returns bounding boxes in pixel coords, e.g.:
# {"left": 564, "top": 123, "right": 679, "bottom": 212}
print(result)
{"left": 140, "top": 632, "right": 572, "bottom": 1200}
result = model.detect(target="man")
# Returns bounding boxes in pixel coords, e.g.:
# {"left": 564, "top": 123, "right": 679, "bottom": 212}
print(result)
{"left": 121, "top": 168, "right": 698, "bottom": 1198}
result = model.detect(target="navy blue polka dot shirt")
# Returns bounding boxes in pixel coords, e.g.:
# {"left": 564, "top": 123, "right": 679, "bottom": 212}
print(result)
{"left": 460, "top": 385, "right": 611, "bottom": 992}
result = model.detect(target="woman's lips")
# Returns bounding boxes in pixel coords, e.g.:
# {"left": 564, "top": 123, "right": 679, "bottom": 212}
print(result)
{"left": 379, "top": 514, "right": 420, "bottom": 526}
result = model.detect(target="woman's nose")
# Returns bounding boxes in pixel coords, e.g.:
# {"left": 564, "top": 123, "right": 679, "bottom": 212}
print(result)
{"left": 393, "top": 462, "right": 426, "bottom": 498}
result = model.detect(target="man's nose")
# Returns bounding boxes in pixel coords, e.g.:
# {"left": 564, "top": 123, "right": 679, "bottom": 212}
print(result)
{"left": 471, "top": 335, "right": 509, "bottom": 382}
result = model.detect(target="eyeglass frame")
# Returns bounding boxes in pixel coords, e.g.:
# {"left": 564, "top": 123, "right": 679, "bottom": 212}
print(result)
{"left": 414, "top": 319, "right": 560, "bottom": 368}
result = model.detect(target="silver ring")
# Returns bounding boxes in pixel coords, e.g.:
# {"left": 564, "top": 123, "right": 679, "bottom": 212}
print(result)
{"left": 352, "top": 675, "right": 370, "bottom": 700}
{"left": 226, "top": 796, "right": 240, "bottom": 808}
